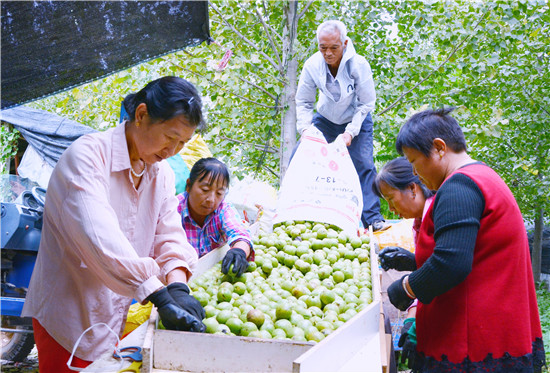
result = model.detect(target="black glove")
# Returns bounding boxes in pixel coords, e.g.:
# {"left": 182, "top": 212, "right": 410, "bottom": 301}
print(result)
{"left": 398, "top": 318, "right": 423, "bottom": 372}
{"left": 147, "top": 287, "right": 205, "bottom": 333}
{"left": 379, "top": 246, "right": 416, "bottom": 271}
{"left": 388, "top": 275, "right": 415, "bottom": 311}
{"left": 221, "top": 248, "right": 249, "bottom": 277}
{"left": 167, "top": 282, "right": 206, "bottom": 320}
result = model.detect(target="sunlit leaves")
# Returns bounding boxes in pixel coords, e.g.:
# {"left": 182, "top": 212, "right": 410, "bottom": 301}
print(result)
{"left": 23, "top": 0, "right": 549, "bottom": 221}
{"left": 0, "top": 124, "right": 20, "bottom": 173}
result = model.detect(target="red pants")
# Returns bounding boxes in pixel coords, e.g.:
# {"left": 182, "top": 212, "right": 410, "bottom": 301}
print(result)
{"left": 32, "top": 318, "right": 92, "bottom": 372}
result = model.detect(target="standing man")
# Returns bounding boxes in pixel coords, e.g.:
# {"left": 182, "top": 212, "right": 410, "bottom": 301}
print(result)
{"left": 296, "top": 20, "right": 386, "bottom": 231}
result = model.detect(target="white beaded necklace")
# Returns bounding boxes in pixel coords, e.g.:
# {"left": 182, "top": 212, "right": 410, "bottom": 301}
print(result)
{"left": 130, "top": 162, "right": 147, "bottom": 178}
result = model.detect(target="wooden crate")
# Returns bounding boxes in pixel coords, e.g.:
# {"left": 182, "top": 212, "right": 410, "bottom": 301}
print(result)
{"left": 141, "top": 241, "right": 385, "bottom": 372}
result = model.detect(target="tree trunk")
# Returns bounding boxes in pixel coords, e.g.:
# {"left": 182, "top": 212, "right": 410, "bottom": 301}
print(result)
{"left": 532, "top": 207, "right": 544, "bottom": 283}
{"left": 279, "top": 0, "right": 299, "bottom": 181}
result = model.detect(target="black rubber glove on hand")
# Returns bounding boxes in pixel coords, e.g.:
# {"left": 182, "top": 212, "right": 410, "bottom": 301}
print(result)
{"left": 167, "top": 282, "right": 206, "bottom": 320}
{"left": 147, "top": 287, "right": 205, "bottom": 333}
{"left": 378, "top": 246, "right": 416, "bottom": 271}
{"left": 221, "top": 248, "right": 249, "bottom": 277}
{"left": 399, "top": 319, "right": 423, "bottom": 372}
{"left": 388, "top": 275, "right": 415, "bottom": 311}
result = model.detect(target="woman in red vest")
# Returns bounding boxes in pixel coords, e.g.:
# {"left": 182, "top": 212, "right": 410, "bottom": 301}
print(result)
{"left": 387, "top": 107, "right": 545, "bottom": 372}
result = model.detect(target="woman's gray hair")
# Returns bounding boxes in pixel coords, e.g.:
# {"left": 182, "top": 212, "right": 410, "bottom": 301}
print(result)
{"left": 316, "top": 20, "right": 347, "bottom": 44}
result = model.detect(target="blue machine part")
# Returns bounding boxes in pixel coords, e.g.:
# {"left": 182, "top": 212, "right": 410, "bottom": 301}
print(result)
{"left": 1, "top": 297, "right": 26, "bottom": 317}
{"left": 1, "top": 203, "right": 41, "bottom": 252}
{"left": 1, "top": 200, "right": 42, "bottom": 318}
{"left": 1, "top": 253, "right": 37, "bottom": 317}
{"left": 5, "top": 253, "right": 37, "bottom": 292}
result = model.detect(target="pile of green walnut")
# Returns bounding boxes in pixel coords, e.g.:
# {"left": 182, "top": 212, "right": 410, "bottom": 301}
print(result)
{"left": 187, "top": 220, "right": 373, "bottom": 343}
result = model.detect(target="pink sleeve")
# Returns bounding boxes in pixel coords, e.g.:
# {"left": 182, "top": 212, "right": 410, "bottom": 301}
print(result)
{"left": 151, "top": 164, "right": 198, "bottom": 283}
{"left": 60, "top": 143, "right": 165, "bottom": 303}
{"left": 407, "top": 299, "right": 418, "bottom": 312}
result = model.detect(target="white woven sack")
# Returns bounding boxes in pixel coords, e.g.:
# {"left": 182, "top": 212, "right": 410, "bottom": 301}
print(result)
{"left": 273, "top": 126, "right": 362, "bottom": 235}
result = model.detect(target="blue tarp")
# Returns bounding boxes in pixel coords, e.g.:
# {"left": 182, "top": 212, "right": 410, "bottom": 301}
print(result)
{"left": 2, "top": 106, "right": 192, "bottom": 193}
{"left": 166, "top": 155, "right": 191, "bottom": 195}
{"left": 0, "top": 106, "right": 97, "bottom": 168}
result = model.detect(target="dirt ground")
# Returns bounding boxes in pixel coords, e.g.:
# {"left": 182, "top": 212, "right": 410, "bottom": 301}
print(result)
{"left": 1, "top": 346, "right": 39, "bottom": 373}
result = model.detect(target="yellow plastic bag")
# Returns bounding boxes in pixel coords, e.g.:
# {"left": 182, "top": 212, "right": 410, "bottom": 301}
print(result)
{"left": 180, "top": 134, "right": 212, "bottom": 169}
{"left": 123, "top": 302, "right": 153, "bottom": 337}
{"left": 373, "top": 219, "right": 415, "bottom": 252}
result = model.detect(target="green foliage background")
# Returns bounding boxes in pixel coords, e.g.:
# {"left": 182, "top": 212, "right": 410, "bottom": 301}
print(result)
{"left": 0, "top": 125, "right": 19, "bottom": 173}
{"left": 537, "top": 285, "right": 550, "bottom": 364}
{"left": 25, "top": 0, "right": 549, "bottom": 223}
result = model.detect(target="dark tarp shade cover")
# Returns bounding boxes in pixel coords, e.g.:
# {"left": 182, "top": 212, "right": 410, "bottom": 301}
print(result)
{"left": 1, "top": 1, "right": 210, "bottom": 109}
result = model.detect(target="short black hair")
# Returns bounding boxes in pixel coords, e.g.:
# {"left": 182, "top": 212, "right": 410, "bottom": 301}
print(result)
{"left": 187, "top": 157, "right": 230, "bottom": 191}
{"left": 373, "top": 157, "right": 434, "bottom": 199}
{"left": 396, "top": 107, "right": 467, "bottom": 157}
{"left": 122, "top": 76, "right": 205, "bottom": 130}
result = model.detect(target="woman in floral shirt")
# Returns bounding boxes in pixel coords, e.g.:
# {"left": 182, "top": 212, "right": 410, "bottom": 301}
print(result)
{"left": 177, "top": 157, "right": 254, "bottom": 276}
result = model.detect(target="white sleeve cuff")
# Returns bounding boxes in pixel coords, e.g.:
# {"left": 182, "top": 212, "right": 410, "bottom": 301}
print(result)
{"left": 135, "top": 276, "right": 165, "bottom": 304}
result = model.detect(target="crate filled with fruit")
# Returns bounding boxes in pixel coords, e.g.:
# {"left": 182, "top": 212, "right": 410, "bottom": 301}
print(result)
{"left": 145, "top": 220, "right": 382, "bottom": 372}
{"left": 190, "top": 220, "right": 374, "bottom": 341}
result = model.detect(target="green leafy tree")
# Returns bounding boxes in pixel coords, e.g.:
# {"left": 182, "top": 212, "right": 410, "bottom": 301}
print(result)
{"left": 354, "top": 0, "right": 550, "bottom": 281}
{"left": 27, "top": 0, "right": 549, "bottom": 279}
{"left": 0, "top": 123, "right": 20, "bottom": 174}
